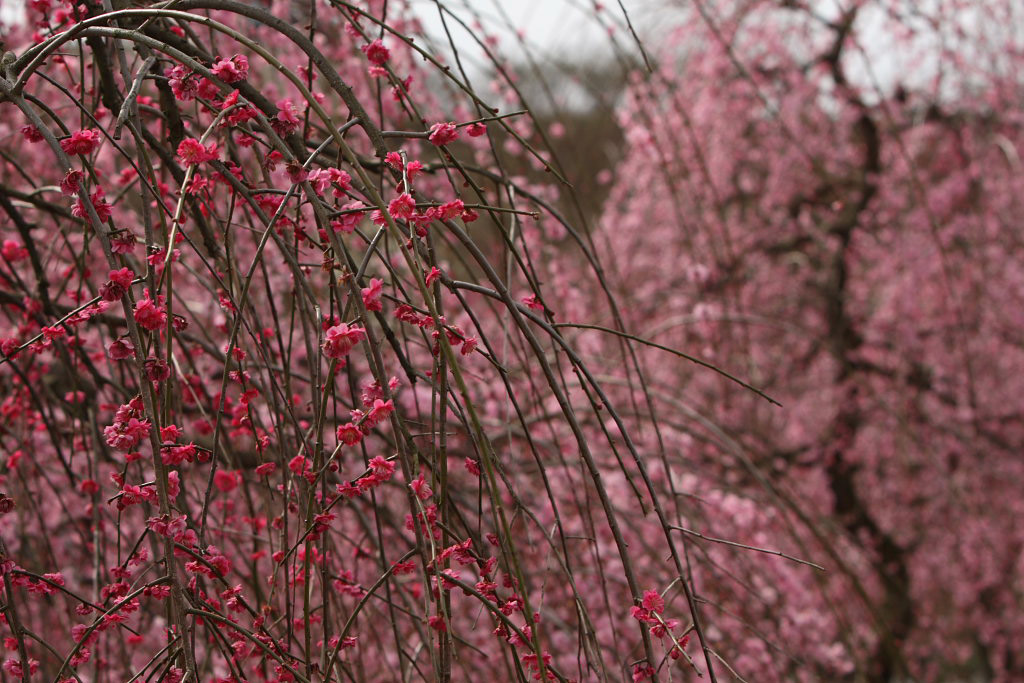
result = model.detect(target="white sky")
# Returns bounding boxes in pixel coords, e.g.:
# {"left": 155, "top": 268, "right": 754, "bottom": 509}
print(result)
{"left": 0, "top": 0, "right": 23, "bottom": 24}
{"left": 2, "top": 0, "right": 638, "bottom": 61}
{"left": 408, "top": 0, "right": 649, "bottom": 65}
{"left": 6, "top": 0, "right": 1008, "bottom": 103}
{"left": 411, "top": 0, "right": 616, "bottom": 46}
{"left": 1, "top": 0, "right": 634, "bottom": 49}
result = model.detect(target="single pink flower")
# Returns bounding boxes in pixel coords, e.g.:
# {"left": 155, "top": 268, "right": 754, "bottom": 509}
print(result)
{"left": 60, "top": 129, "right": 101, "bottom": 156}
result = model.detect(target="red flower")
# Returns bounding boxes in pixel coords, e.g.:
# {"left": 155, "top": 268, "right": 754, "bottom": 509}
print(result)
{"left": 410, "top": 473, "right": 432, "bottom": 500}
{"left": 20, "top": 125, "right": 44, "bottom": 143}
{"left": 100, "top": 267, "right": 134, "bottom": 301}
{"left": 60, "top": 129, "right": 101, "bottom": 156}
{"left": 428, "top": 122, "right": 459, "bottom": 147}
{"left": 71, "top": 188, "right": 113, "bottom": 222}
{"left": 641, "top": 589, "right": 664, "bottom": 614}
{"left": 213, "top": 470, "right": 240, "bottom": 492}
{"left": 436, "top": 199, "right": 465, "bottom": 220}
{"left": 361, "top": 39, "right": 390, "bottom": 66}
{"left": 361, "top": 278, "right": 383, "bottom": 312}
{"left": 336, "top": 423, "right": 363, "bottom": 446}
{"left": 134, "top": 294, "right": 167, "bottom": 331}
{"left": 365, "top": 398, "right": 395, "bottom": 428}
{"left": 255, "top": 462, "right": 277, "bottom": 477}
{"left": 274, "top": 99, "right": 301, "bottom": 136}
{"left": 368, "top": 455, "right": 395, "bottom": 481}
{"left": 388, "top": 193, "right": 416, "bottom": 220}
{"left": 632, "top": 664, "right": 655, "bottom": 682}
{"left": 1, "top": 241, "right": 28, "bottom": 263}
{"left": 144, "top": 358, "right": 170, "bottom": 382}
{"left": 110, "top": 267, "right": 135, "bottom": 288}
{"left": 165, "top": 64, "right": 197, "bottom": 101}
{"left": 176, "top": 137, "right": 219, "bottom": 166}
{"left": 211, "top": 54, "right": 249, "bottom": 83}
{"left": 60, "top": 169, "right": 83, "bottom": 196}
{"left": 108, "top": 339, "right": 135, "bottom": 360}
{"left": 104, "top": 416, "right": 150, "bottom": 452}
{"left": 322, "top": 323, "right": 365, "bottom": 359}
{"left": 522, "top": 294, "right": 544, "bottom": 311}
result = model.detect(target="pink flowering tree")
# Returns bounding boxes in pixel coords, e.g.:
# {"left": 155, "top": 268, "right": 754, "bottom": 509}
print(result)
{"left": 557, "top": 1, "right": 1024, "bottom": 681}
{"left": 0, "top": 0, "right": 1020, "bottom": 682}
